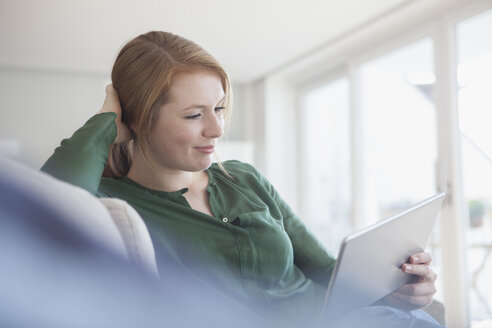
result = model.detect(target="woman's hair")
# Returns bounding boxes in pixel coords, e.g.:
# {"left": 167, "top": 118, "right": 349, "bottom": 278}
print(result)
{"left": 104, "top": 31, "right": 233, "bottom": 178}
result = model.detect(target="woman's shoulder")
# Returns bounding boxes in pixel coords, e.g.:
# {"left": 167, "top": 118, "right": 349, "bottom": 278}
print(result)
{"left": 213, "top": 160, "right": 260, "bottom": 177}
{"left": 210, "top": 160, "right": 265, "bottom": 186}
{"left": 220, "top": 159, "right": 255, "bottom": 170}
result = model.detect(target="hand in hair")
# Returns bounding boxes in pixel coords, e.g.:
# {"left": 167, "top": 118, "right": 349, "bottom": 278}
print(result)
{"left": 98, "top": 84, "right": 131, "bottom": 144}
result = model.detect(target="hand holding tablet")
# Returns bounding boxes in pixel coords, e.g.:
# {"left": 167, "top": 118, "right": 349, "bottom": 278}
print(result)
{"left": 383, "top": 251, "right": 438, "bottom": 310}
{"left": 320, "top": 192, "right": 445, "bottom": 325}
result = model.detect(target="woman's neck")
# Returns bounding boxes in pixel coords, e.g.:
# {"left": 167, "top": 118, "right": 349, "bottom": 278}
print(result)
{"left": 126, "top": 150, "right": 204, "bottom": 193}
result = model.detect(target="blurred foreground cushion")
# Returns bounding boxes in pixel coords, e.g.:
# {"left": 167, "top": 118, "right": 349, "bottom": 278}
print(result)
{"left": 0, "top": 156, "right": 127, "bottom": 258}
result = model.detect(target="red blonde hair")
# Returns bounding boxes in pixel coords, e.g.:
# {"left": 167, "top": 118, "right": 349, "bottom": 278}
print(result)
{"left": 105, "top": 31, "right": 232, "bottom": 178}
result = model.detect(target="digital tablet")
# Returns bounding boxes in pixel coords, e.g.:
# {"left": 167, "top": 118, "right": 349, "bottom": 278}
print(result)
{"left": 320, "top": 192, "right": 445, "bottom": 324}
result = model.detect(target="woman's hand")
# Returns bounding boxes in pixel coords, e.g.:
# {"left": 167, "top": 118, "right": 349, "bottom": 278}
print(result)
{"left": 97, "top": 84, "right": 131, "bottom": 144}
{"left": 382, "top": 251, "right": 437, "bottom": 310}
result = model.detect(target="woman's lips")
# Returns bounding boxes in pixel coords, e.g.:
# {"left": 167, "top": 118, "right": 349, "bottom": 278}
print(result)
{"left": 195, "top": 145, "right": 215, "bottom": 154}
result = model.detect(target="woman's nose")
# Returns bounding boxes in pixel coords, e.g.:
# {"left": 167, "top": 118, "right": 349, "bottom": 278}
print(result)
{"left": 203, "top": 113, "right": 224, "bottom": 139}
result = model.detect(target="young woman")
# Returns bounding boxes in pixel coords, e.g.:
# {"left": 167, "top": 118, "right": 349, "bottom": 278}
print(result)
{"left": 42, "top": 31, "right": 442, "bottom": 327}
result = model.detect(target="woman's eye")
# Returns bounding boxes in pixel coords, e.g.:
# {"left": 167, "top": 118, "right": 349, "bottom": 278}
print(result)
{"left": 185, "top": 113, "right": 201, "bottom": 119}
{"left": 185, "top": 107, "right": 224, "bottom": 119}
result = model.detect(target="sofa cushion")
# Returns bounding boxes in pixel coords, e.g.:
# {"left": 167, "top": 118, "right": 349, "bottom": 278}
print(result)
{"left": 0, "top": 156, "right": 128, "bottom": 260}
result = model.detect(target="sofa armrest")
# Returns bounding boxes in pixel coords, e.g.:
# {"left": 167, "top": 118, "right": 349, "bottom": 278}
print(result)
{"left": 0, "top": 156, "right": 128, "bottom": 258}
{"left": 99, "top": 198, "right": 158, "bottom": 276}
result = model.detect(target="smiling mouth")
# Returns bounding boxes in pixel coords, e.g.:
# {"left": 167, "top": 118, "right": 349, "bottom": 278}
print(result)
{"left": 195, "top": 145, "right": 215, "bottom": 154}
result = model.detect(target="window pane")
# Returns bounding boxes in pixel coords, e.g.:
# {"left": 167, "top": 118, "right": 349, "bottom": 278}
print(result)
{"left": 358, "top": 39, "right": 437, "bottom": 227}
{"left": 457, "top": 9, "right": 492, "bottom": 323}
{"left": 300, "top": 78, "right": 352, "bottom": 254}
{"left": 358, "top": 38, "right": 440, "bottom": 297}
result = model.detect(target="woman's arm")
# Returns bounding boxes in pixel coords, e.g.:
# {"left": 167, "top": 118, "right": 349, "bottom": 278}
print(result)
{"left": 283, "top": 211, "right": 337, "bottom": 287}
{"left": 252, "top": 168, "right": 337, "bottom": 287}
{"left": 41, "top": 85, "right": 130, "bottom": 195}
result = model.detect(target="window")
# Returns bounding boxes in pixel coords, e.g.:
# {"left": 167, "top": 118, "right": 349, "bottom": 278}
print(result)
{"left": 358, "top": 38, "right": 438, "bottom": 227}
{"left": 300, "top": 38, "right": 443, "bottom": 306}
{"left": 300, "top": 77, "right": 352, "bottom": 254}
{"left": 457, "top": 9, "right": 492, "bottom": 322}
{"left": 291, "top": 3, "right": 492, "bottom": 326}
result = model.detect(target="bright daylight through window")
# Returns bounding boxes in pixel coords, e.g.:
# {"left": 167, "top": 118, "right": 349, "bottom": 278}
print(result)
{"left": 457, "top": 8, "right": 492, "bottom": 324}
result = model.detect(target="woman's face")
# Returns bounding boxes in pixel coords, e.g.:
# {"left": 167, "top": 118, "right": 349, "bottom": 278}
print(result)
{"left": 146, "top": 70, "right": 225, "bottom": 173}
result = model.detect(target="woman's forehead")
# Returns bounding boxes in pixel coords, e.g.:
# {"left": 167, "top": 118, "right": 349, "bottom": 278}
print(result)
{"left": 168, "top": 71, "right": 225, "bottom": 104}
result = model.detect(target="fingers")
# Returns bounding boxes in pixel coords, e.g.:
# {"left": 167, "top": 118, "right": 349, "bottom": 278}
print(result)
{"left": 98, "top": 84, "right": 131, "bottom": 143}
{"left": 409, "top": 251, "right": 432, "bottom": 265}
{"left": 402, "top": 252, "right": 435, "bottom": 279}
{"left": 389, "top": 251, "right": 437, "bottom": 310}
{"left": 402, "top": 263, "right": 435, "bottom": 279}
{"left": 391, "top": 266, "right": 437, "bottom": 310}
{"left": 105, "top": 83, "right": 116, "bottom": 94}
{"left": 99, "top": 84, "right": 122, "bottom": 115}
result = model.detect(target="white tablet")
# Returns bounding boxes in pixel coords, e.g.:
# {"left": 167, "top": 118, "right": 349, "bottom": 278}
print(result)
{"left": 320, "top": 192, "right": 445, "bottom": 324}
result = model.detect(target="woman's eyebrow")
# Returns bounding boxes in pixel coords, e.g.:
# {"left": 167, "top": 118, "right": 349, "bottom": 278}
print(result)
{"left": 180, "top": 96, "right": 226, "bottom": 111}
{"left": 180, "top": 104, "right": 208, "bottom": 111}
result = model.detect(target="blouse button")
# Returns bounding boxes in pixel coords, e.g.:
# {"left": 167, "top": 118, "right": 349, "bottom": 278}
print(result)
{"left": 222, "top": 217, "right": 228, "bottom": 223}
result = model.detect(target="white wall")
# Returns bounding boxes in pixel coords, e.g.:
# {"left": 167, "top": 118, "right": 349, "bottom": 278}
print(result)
{"left": 216, "top": 83, "right": 256, "bottom": 165}
{"left": 236, "top": 78, "right": 300, "bottom": 211}
{"left": 0, "top": 68, "right": 108, "bottom": 169}
{"left": 0, "top": 67, "right": 252, "bottom": 169}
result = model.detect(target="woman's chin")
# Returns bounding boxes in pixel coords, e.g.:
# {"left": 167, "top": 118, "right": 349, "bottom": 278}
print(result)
{"left": 189, "top": 157, "right": 214, "bottom": 172}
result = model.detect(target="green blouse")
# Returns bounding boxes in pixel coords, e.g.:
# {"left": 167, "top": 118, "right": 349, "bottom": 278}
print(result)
{"left": 42, "top": 113, "right": 336, "bottom": 324}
